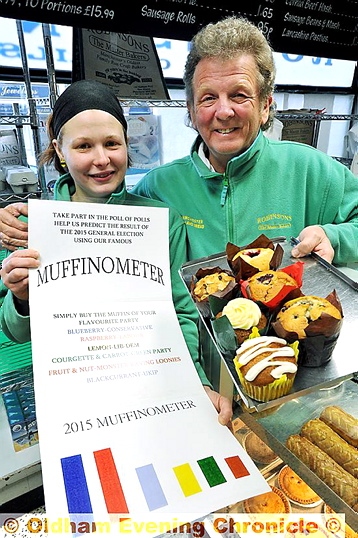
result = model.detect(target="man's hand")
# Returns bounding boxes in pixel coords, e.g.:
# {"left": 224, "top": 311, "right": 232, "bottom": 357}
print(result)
{"left": 204, "top": 386, "right": 233, "bottom": 426}
{"left": 0, "top": 249, "right": 40, "bottom": 301}
{"left": 291, "top": 225, "right": 334, "bottom": 263}
{"left": 0, "top": 202, "right": 29, "bottom": 251}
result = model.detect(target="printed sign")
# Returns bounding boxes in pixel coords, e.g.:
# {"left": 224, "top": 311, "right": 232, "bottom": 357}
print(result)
{"left": 27, "top": 199, "right": 269, "bottom": 528}
{"left": 0, "top": 0, "right": 357, "bottom": 60}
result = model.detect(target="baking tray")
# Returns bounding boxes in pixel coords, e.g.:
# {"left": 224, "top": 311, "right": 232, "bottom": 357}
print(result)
{"left": 180, "top": 237, "right": 358, "bottom": 412}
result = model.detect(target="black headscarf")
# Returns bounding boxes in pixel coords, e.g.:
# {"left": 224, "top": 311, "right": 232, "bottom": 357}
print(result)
{"left": 52, "top": 79, "right": 127, "bottom": 138}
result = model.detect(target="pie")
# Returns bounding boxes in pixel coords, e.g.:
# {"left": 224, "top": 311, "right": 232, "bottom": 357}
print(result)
{"left": 278, "top": 465, "right": 322, "bottom": 507}
{"left": 243, "top": 431, "right": 278, "bottom": 465}
{"left": 244, "top": 486, "right": 291, "bottom": 513}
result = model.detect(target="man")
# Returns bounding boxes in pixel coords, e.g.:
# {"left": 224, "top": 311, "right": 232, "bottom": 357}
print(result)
{"left": 132, "top": 16, "right": 358, "bottom": 264}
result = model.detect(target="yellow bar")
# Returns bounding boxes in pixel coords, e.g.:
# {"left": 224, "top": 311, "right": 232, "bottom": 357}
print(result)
{"left": 173, "top": 463, "right": 202, "bottom": 497}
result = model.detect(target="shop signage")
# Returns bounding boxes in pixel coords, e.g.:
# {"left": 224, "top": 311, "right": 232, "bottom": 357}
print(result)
{"left": 0, "top": 0, "right": 357, "bottom": 61}
{"left": 72, "top": 29, "right": 169, "bottom": 99}
{"left": 0, "top": 20, "right": 356, "bottom": 88}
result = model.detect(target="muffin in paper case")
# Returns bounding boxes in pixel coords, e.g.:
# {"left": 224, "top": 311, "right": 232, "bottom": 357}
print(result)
{"left": 190, "top": 266, "right": 239, "bottom": 318}
{"left": 233, "top": 329, "right": 299, "bottom": 402}
{"left": 226, "top": 234, "right": 284, "bottom": 281}
{"left": 241, "top": 261, "right": 304, "bottom": 311}
{"left": 272, "top": 290, "right": 343, "bottom": 367}
{"left": 212, "top": 296, "right": 269, "bottom": 346}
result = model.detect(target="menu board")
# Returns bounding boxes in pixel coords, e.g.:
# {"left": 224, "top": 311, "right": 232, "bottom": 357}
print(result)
{"left": 1, "top": 0, "right": 357, "bottom": 61}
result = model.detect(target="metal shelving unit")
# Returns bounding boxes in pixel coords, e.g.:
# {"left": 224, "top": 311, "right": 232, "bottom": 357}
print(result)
{"left": 1, "top": 98, "right": 357, "bottom": 206}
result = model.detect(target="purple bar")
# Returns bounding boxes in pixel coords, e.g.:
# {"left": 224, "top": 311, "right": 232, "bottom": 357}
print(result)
{"left": 136, "top": 464, "right": 168, "bottom": 511}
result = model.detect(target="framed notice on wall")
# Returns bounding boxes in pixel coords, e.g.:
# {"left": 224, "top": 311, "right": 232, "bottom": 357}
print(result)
{"left": 72, "top": 28, "right": 169, "bottom": 100}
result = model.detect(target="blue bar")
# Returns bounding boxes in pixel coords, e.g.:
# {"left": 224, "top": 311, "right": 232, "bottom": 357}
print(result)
{"left": 61, "top": 454, "right": 93, "bottom": 513}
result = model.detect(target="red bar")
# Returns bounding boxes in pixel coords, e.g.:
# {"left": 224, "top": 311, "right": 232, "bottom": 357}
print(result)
{"left": 224, "top": 455, "right": 250, "bottom": 479}
{"left": 94, "top": 448, "right": 129, "bottom": 513}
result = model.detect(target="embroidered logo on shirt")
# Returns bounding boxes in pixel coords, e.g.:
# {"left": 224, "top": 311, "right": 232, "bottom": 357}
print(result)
{"left": 257, "top": 213, "right": 292, "bottom": 231}
{"left": 182, "top": 215, "right": 205, "bottom": 229}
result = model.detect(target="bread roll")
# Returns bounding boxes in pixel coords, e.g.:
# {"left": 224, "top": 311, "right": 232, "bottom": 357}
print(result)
{"left": 320, "top": 406, "right": 358, "bottom": 448}
{"left": 301, "top": 418, "right": 358, "bottom": 478}
{"left": 286, "top": 434, "right": 358, "bottom": 509}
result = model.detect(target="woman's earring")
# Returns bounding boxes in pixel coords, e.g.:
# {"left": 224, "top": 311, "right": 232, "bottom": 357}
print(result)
{"left": 60, "top": 158, "right": 67, "bottom": 168}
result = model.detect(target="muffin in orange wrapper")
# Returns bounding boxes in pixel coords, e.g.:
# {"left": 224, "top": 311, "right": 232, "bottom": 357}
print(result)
{"left": 272, "top": 290, "right": 343, "bottom": 367}
{"left": 227, "top": 234, "right": 284, "bottom": 281}
{"left": 233, "top": 331, "right": 299, "bottom": 402}
{"left": 241, "top": 262, "right": 304, "bottom": 310}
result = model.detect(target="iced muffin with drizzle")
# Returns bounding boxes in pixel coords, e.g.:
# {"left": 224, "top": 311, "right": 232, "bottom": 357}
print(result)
{"left": 234, "top": 335, "right": 299, "bottom": 402}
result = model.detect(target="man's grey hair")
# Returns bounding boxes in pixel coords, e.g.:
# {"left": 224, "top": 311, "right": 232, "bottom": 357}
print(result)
{"left": 183, "top": 16, "right": 277, "bottom": 130}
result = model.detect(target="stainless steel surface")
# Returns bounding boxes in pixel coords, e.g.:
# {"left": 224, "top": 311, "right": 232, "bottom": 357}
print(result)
{"left": 290, "top": 236, "right": 358, "bottom": 290}
{"left": 235, "top": 379, "right": 358, "bottom": 532}
{"left": 181, "top": 239, "right": 358, "bottom": 411}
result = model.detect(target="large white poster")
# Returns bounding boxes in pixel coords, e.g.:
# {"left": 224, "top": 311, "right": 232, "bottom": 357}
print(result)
{"left": 28, "top": 199, "right": 268, "bottom": 531}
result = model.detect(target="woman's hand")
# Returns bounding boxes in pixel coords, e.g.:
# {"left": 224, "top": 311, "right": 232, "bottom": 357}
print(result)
{"left": 0, "top": 202, "right": 29, "bottom": 250}
{"left": 1, "top": 249, "right": 40, "bottom": 302}
{"left": 204, "top": 386, "right": 233, "bottom": 426}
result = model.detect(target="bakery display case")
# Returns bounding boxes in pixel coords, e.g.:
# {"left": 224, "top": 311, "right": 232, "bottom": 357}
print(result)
{"left": 235, "top": 378, "right": 358, "bottom": 532}
{"left": 180, "top": 238, "right": 358, "bottom": 532}
{"left": 209, "top": 412, "right": 358, "bottom": 538}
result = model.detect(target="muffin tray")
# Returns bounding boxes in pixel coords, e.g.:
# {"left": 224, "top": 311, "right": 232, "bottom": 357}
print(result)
{"left": 180, "top": 237, "right": 358, "bottom": 412}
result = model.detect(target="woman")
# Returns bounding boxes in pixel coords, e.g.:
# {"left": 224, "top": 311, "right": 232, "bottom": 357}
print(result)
{"left": 0, "top": 79, "right": 231, "bottom": 424}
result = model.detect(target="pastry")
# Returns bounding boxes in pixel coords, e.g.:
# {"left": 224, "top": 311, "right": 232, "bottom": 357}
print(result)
{"left": 216, "top": 297, "right": 267, "bottom": 344}
{"left": 320, "top": 406, "right": 358, "bottom": 448}
{"left": 232, "top": 247, "right": 274, "bottom": 271}
{"left": 244, "top": 486, "right": 291, "bottom": 513}
{"left": 234, "top": 335, "right": 299, "bottom": 402}
{"left": 278, "top": 465, "right": 322, "bottom": 506}
{"left": 274, "top": 295, "right": 342, "bottom": 339}
{"left": 243, "top": 430, "right": 277, "bottom": 464}
{"left": 286, "top": 434, "right": 358, "bottom": 509}
{"left": 244, "top": 270, "right": 299, "bottom": 304}
{"left": 192, "top": 271, "right": 235, "bottom": 302}
{"left": 301, "top": 418, "right": 358, "bottom": 477}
